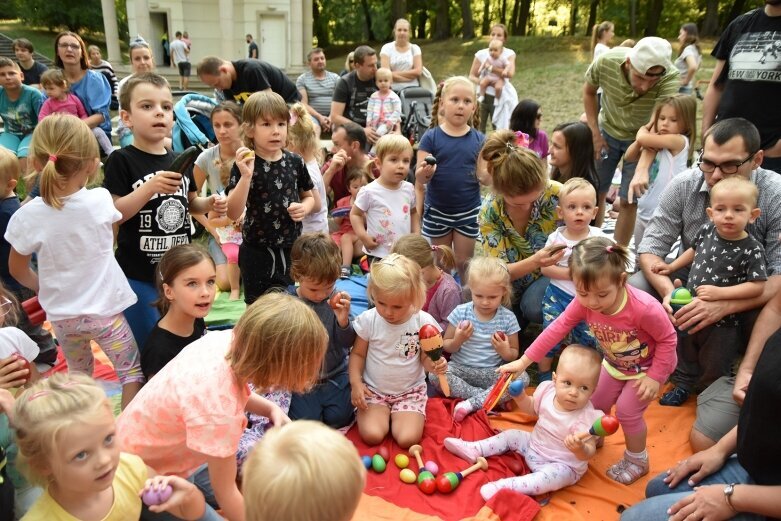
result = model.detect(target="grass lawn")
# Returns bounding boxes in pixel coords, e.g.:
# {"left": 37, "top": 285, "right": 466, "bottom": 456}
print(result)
{"left": 0, "top": 20, "right": 120, "bottom": 63}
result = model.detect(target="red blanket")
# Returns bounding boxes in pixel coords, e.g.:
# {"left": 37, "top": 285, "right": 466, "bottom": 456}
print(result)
{"left": 346, "top": 398, "right": 541, "bottom": 521}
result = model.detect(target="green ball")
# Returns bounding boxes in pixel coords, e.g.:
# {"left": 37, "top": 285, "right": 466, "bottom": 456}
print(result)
{"left": 371, "top": 454, "right": 386, "bottom": 473}
{"left": 670, "top": 287, "right": 693, "bottom": 304}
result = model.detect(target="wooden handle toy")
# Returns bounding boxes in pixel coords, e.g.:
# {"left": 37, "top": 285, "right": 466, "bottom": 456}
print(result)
{"left": 578, "top": 415, "right": 620, "bottom": 440}
{"left": 419, "top": 324, "right": 450, "bottom": 396}
{"left": 409, "top": 444, "right": 436, "bottom": 495}
{"left": 435, "top": 457, "right": 489, "bottom": 493}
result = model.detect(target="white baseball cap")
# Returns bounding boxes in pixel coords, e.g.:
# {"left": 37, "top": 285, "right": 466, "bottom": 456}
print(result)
{"left": 627, "top": 37, "right": 673, "bottom": 76}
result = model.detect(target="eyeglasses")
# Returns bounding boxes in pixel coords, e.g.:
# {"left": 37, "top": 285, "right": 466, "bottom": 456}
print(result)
{"left": 58, "top": 43, "right": 81, "bottom": 50}
{"left": 696, "top": 151, "right": 756, "bottom": 175}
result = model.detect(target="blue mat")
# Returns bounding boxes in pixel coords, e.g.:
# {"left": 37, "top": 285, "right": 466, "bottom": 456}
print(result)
{"left": 336, "top": 275, "right": 369, "bottom": 319}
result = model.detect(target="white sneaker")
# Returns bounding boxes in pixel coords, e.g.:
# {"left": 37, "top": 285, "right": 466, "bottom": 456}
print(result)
{"left": 477, "top": 95, "right": 485, "bottom": 104}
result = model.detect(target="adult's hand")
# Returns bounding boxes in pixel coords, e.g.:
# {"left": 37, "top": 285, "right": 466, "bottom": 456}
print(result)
{"left": 663, "top": 447, "right": 728, "bottom": 489}
{"left": 674, "top": 298, "right": 730, "bottom": 334}
{"left": 732, "top": 366, "right": 752, "bottom": 406}
{"left": 591, "top": 132, "right": 607, "bottom": 161}
{"left": 532, "top": 245, "right": 566, "bottom": 269}
{"left": 667, "top": 485, "right": 734, "bottom": 521}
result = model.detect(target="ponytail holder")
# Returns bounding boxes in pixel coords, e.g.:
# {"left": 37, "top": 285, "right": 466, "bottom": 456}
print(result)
{"left": 606, "top": 245, "right": 613, "bottom": 253}
{"left": 514, "top": 131, "right": 530, "bottom": 148}
{"left": 289, "top": 111, "right": 298, "bottom": 126}
{"left": 48, "top": 154, "right": 57, "bottom": 163}
{"left": 431, "top": 245, "right": 439, "bottom": 252}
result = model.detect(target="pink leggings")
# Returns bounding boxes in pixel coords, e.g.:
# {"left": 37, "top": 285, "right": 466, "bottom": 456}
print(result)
{"left": 221, "top": 242, "right": 240, "bottom": 264}
{"left": 589, "top": 366, "right": 649, "bottom": 435}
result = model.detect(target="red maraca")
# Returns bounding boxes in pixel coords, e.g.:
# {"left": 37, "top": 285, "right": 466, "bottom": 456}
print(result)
{"left": 419, "top": 324, "right": 450, "bottom": 396}
{"left": 435, "top": 457, "right": 489, "bottom": 493}
{"left": 578, "top": 415, "right": 620, "bottom": 439}
{"left": 409, "top": 444, "right": 436, "bottom": 495}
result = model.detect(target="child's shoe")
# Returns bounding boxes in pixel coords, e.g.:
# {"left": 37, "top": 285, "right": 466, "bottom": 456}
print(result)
{"left": 444, "top": 437, "right": 480, "bottom": 463}
{"left": 659, "top": 386, "right": 690, "bottom": 406}
{"left": 453, "top": 400, "right": 475, "bottom": 422}
{"left": 606, "top": 450, "right": 649, "bottom": 485}
{"left": 340, "top": 265, "right": 351, "bottom": 279}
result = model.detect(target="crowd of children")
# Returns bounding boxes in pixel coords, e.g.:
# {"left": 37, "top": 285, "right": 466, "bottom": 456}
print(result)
{"left": 0, "top": 22, "right": 776, "bottom": 521}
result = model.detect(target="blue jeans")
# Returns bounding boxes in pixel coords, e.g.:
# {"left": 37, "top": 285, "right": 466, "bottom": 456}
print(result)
{"left": 541, "top": 283, "right": 596, "bottom": 355}
{"left": 125, "top": 278, "right": 160, "bottom": 351}
{"left": 512, "top": 276, "right": 550, "bottom": 327}
{"left": 620, "top": 456, "right": 761, "bottom": 521}
{"left": 597, "top": 130, "right": 638, "bottom": 199}
{"left": 141, "top": 464, "right": 223, "bottom": 520}
{"left": 288, "top": 371, "right": 354, "bottom": 428}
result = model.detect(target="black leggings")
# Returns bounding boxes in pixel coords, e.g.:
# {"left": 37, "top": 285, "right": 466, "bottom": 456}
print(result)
{"left": 238, "top": 243, "right": 293, "bottom": 305}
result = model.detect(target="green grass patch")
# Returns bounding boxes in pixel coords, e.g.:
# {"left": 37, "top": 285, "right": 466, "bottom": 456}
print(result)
{"left": 0, "top": 20, "right": 125, "bottom": 63}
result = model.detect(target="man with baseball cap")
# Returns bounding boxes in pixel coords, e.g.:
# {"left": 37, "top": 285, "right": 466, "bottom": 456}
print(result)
{"left": 583, "top": 36, "right": 680, "bottom": 245}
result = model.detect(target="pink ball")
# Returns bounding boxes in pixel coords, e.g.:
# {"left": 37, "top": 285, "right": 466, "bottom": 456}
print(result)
{"left": 142, "top": 484, "right": 173, "bottom": 506}
{"left": 424, "top": 460, "right": 439, "bottom": 475}
{"left": 459, "top": 320, "right": 470, "bottom": 329}
{"left": 378, "top": 446, "right": 390, "bottom": 461}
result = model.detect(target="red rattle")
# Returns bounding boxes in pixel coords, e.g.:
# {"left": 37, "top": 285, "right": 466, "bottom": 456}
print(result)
{"left": 578, "top": 415, "right": 620, "bottom": 440}
{"left": 435, "top": 457, "right": 489, "bottom": 493}
{"left": 418, "top": 324, "right": 450, "bottom": 396}
{"left": 408, "top": 444, "right": 436, "bottom": 495}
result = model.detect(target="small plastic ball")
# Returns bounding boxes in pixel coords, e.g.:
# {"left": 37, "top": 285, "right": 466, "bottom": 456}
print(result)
{"left": 424, "top": 155, "right": 437, "bottom": 166}
{"left": 435, "top": 472, "right": 461, "bottom": 493}
{"left": 507, "top": 459, "right": 525, "bottom": 475}
{"left": 424, "top": 460, "right": 439, "bottom": 475}
{"left": 142, "top": 485, "right": 173, "bottom": 506}
{"left": 496, "top": 331, "right": 507, "bottom": 341}
{"left": 372, "top": 454, "right": 386, "bottom": 473}
{"left": 399, "top": 468, "right": 416, "bottom": 484}
{"left": 671, "top": 287, "right": 693, "bottom": 301}
{"left": 362, "top": 455, "right": 372, "bottom": 469}
{"left": 508, "top": 379, "right": 525, "bottom": 397}
{"left": 394, "top": 454, "right": 409, "bottom": 469}
{"left": 418, "top": 475, "right": 437, "bottom": 495}
{"left": 459, "top": 320, "right": 471, "bottom": 329}
{"left": 378, "top": 446, "right": 390, "bottom": 461}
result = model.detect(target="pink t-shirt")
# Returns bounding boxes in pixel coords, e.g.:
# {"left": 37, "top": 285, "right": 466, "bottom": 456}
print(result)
{"left": 530, "top": 381, "right": 602, "bottom": 475}
{"left": 424, "top": 271, "right": 462, "bottom": 332}
{"left": 38, "top": 93, "right": 87, "bottom": 120}
{"left": 525, "top": 285, "right": 676, "bottom": 383}
{"left": 116, "top": 330, "right": 250, "bottom": 478}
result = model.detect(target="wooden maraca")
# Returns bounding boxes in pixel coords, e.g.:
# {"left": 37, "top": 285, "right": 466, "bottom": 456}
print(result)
{"left": 435, "top": 457, "right": 489, "bottom": 493}
{"left": 578, "top": 415, "right": 620, "bottom": 440}
{"left": 408, "top": 444, "right": 436, "bottom": 495}
{"left": 418, "top": 324, "right": 450, "bottom": 396}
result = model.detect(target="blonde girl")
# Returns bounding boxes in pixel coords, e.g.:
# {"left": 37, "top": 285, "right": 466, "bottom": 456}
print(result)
{"left": 438, "top": 256, "right": 526, "bottom": 421}
{"left": 349, "top": 254, "right": 447, "bottom": 448}
{"left": 627, "top": 94, "right": 696, "bottom": 247}
{"left": 193, "top": 100, "right": 244, "bottom": 297}
{"left": 6, "top": 115, "right": 143, "bottom": 409}
{"left": 228, "top": 91, "right": 317, "bottom": 304}
{"left": 288, "top": 102, "right": 328, "bottom": 235}
{"left": 351, "top": 134, "right": 419, "bottom": 260}
{"left": 117, "top": 292, "right": 328, "bottom": 521}
{"left": 391, "top": 233, "right": 460, "bottom": 331}
{"left": 117, "top": 36, "right": 156, "bottom": 148}
{"left": 501, "top": 237, "right": 677, "bottom": 485}
{"left": 10, "top": 373, "right": 206, "bottom": 521}
{"left": 141, "top": 244, "right": 216, "bottom": 379}
{"left": 415, "top": 76, "right": 486, "bottom": 282}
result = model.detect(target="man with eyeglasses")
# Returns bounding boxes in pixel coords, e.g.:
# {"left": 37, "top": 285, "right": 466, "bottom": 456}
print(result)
{"left": 583, "top": 37, "right": 680, "bottom": 246}
{"left": 631, "top": 117, "right": 781, "bottom": 452}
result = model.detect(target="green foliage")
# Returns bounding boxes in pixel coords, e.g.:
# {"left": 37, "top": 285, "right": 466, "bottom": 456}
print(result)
{"left": 12, "top": 0, "right": 104, "bottom": 33}
{"left": 0, "top": 0, "right": 18, "bottom": 20}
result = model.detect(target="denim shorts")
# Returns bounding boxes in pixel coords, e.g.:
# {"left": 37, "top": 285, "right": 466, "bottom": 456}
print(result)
{"left": 596, "top": 130, "right": 638, "bottom": 199}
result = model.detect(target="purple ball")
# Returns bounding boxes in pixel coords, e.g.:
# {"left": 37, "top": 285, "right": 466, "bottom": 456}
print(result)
{"left": 459, "top": 320, "right": 471, "bottom": 329}
{"left": 142, "top": 484, "right": 173, "bottom": 506}
{"left": 424, "top": 460, "right": 439, "bottom": 475}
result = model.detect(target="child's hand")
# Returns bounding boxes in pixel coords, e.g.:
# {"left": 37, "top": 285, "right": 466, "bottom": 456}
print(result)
{"left": 432, "top": 356, "right": 448, "bottom": 375}
{"left": 563, "top": 433, "right": 586, "bottom": 453}
{"left": 351, "top": 382, "right": 371, "bottom": 410}
{"left": 633, "top": 375, "right": 661, "bottom": 402}
{"left": 140, "top": 475, "right": 200, "bottom": 514}
{"left": 362, "top": 235, "right": 379, "bottom": 250}
{"left": 453, "top": 321, "right": 473, "bottom": 344}
{"left": 651, "top": 261, "right": 672, "bottom": 275}
{"left": 490, "top": 331, "right": 510, "bottom": 354}
{"left": 415, "top": 160, "right": 436, "bottom": 183}
{"left": 0, "top": 355, "right": 30, "bottom": 389}
{"left": 235, "top": 147, "right": 255, "bottom": 178}
{"left": 498, "top": 356, "right": 531, "bottom": 375}
{"left": 268, "top": 404, "right": 291, "bottom": 427}
{"left": 287, "top": 202, "right": 307, "bottom": 222}
{"left": 209, "top": 194, "right": 227, "bottom": 216}
{"left": 627, "top": 167, "right": 650, "bottom": 204}
{"left": 695, "top": 285, "right": 722, "bottom": 302}
{"left": 147, "top": 171, "right": 183, "bottom": 196}
{"left": 330, "top": 291, "right": 352, "bottom": 327}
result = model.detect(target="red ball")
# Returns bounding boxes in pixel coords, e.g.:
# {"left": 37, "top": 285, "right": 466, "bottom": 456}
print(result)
{"left": 496, "top": 331, "right": 507, "bottom": 341}
{"left": 418, "top": 477, "right": 437, "bottom": 495}
{"left": 378, "top": 446, "right": 390, "bottom": 461}
{"left": 507, "top": 459, "right": 525, "bottom": 475}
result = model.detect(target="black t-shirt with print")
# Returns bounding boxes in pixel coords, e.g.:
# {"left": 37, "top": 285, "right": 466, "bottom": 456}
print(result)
{"left": 20, "top": 61, "right": 48, "bottom": 86}
{"left": 141, "top": 318, "right": 206, "bottom": 378}
{"left": 103, "top": 146, "right": 196, "bottom": 282}
{"left": 226, "top": 150, "right": 314, "bottom": 247}
{"left": 332, "top": 71, "right": 378, "bottom": 127}
{"left": 712, "top": 8, "right": 781, "bottom": 149}
{"left": 224, "top": 60, "right": 300, "bottom": 104}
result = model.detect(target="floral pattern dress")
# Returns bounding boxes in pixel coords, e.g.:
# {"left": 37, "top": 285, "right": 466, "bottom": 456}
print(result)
{"left": 478, "top": 180, "right": 562, "bottom": 294}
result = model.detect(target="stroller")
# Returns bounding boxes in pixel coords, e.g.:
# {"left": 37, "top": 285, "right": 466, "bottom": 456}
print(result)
{"left": 172, "top": 93, "right": 218, "bottom": 153}
{"left": 399, "top": 87, "right": 434, "bottom": 147}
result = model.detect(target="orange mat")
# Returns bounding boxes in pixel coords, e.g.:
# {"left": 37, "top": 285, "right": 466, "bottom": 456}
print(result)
{"left": 351, "top": 394, "right": 697, "bottom": 521}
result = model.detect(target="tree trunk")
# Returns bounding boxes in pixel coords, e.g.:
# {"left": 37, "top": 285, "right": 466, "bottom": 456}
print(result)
{"left": 433, "top": 0, "right": 451, "bottom": 40}
{"left": 510, "top": 0, "right": 521, "bottom": 35}
{"left": 417, "top": 10, "right": 428, "bottom": 39}
{"left": 701, "top": 0, "right": 719, "bottom": 37}
{"left": 482, "top": 0, "right": 491, "bottom": 35}
{"left": 586, "top": 0, "right": 599, "bottom": 37}
{"left": 644, "top": 0, "right": 664, "bottom": 37}
{"left": 460, "top": 0, "right": 476, "bottom": 38}
{"left": 390, "top": 0, "right": 407, "bottom": 39}
{"left": 500, "top": 0, "right": 507, "bottom": 25}
{"left": 569, "top": 0, "right": 578, "bottom": 36}
{"left": 313, "top": 0, "right": 329, "bottom": 47}
{"left": 518, "top": 0, "right": 532, "bottom": 36}
{"left": 360, "top": 0, "right": 376, "bottom": 41}
{"left": 724, "top": 0, "right": 748, "bottom": 29}
{"left": 629, "top": 0, "right": 636, "bottom": 36}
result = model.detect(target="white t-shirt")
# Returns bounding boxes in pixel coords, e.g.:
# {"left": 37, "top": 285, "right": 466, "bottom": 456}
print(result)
{"left": 302, "top": 158, "right": 329, "bottom": 235}
{"left": 170, "top": 39, "right": 189, "bottom": 64}
{"left": 545, "top": 226, "right": 611, "bottom": 295}
{"left": 380, "top": 42, "right": 422, "bottom": 90}
{"left": 474, "top": 47, "right": 516, "bottom": 96}
{"left": 0, "top": 327, "right": 39, "bottom": 361}
{"left": 354, "top": 180, "right": 416, "bottom": 258}
{"left": 675, "top": 45, "right": 702, "bottom": 89}
{"left": 4, "top": 187, "right": 137, "bottom": 322}
{"left": 352, "top": 308, "right": 439, "bottom": 395}
{"left": 637, "top": 136, "right": 690, "bottom": 222}
{"left": 193, "top": 144, "right": 228, "bottom": 194}
{"left": 593, "top": 43, "right": 610, "bottom": 95}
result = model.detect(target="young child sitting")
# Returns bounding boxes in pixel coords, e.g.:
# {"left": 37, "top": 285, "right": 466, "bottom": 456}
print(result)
{"left": 539, "top": 178, "right": 609, "bottom": 381}
{"left": 652, "top": 176, "right": 767, "bottom": 406}
{"left": 243, "top": 420, "right": 365, "bottom": 521}
{"left": 38, "top": 69, "right": 114, "bottom": 157}
{"left": 478, "top": 39, "right": 509, "bottom": 103}
{"left": 287, "top": 232, "right": 356, "bottom": 429}
{"left": 366, "top": 68, "right": 402, "bottom": 145}
{"left": 445, "top": 345, "right": 603, "bottom": 500}
{"left": 8, "top": 373, "right": 206, "bottom": 521}
{"left": 0, "top": 57, "right": 42, "bottom": 174}
{"left": 332, "top": 168, "right": 369, "bottom": 278}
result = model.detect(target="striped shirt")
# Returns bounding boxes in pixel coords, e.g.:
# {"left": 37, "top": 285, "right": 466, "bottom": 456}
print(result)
{"left": 638, "top": 166, "right": 781, "bottom": 276}
{"left": 296, "top": 70, "right": 340, "bottom": 116}
{"left": 585, "top": 47, "right": 680, "bottom": 140}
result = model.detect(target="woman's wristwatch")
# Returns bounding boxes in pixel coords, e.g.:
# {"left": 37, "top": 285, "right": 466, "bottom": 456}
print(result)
{"left": 723, "top": 483, "right": 738, "bottom": 513}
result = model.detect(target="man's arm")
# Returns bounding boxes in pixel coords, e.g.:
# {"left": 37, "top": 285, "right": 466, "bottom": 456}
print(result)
{"left": 330, "top": 101, "right": 350, "bottom": 127}
{"left": 701, "top": 60, "right": 726, "bottom": 137}
{"left": 733, "top": 287, "right": 781, "bottom": 404}
{"left": 582, "top": 81, "right": 604, "bottom": 159}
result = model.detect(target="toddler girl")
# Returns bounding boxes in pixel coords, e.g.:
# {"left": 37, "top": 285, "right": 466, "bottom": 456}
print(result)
{"left": 627, "top": 94, "right": 696, "bottom": 247}
{"left": 351, "top": 134, "right": 419, "bottom": 261}
{"left": 349, "top": 253, "right": 447, "bottom": 448}
{"left": 117, "top": 292, "right": 328, "bottom": 521}
{"left": 141, "top": 244, "right": 215, "bottom": 379}
{"left": 228, "top": 91, "right": 316, "bottom": 304}
{"left": 436, "top": 256, "right": 526, "bottom": 421}
{"left": 288, "top": 102, "right": 328, "bottom": 235}
{"left": 478, "top": 39, "right": 509, "bottom": 103}
{"left": 501, "top": 237, "right": 677, "bottom": 485}
{"left": 6, "top": 114, "right": 143, "bottom": 409}
{"left": 391, "top": 233, "right": 460, "bottom": 332}
{"left": 116, "top": 36, "right": 157, "bottom": 148}
{"left": 445, "top": 345, "right": 603, "bottom": 500}
{"left": 539, "top": 178, "right": 609, "bottom": 381}
{"left": 416, "top": 76, "right": 486, "bottom": 282}
{"left": 9, "top": 373, "right": 206, "bottom": 521}
{"left": 366, "top": 68, "right": 402, "bottom": 146}
{"left": 332, "top": 168, "right": 368, "bottom": 278}
{"left": 37, "top": 68, "right": 113, "bottom": 156}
